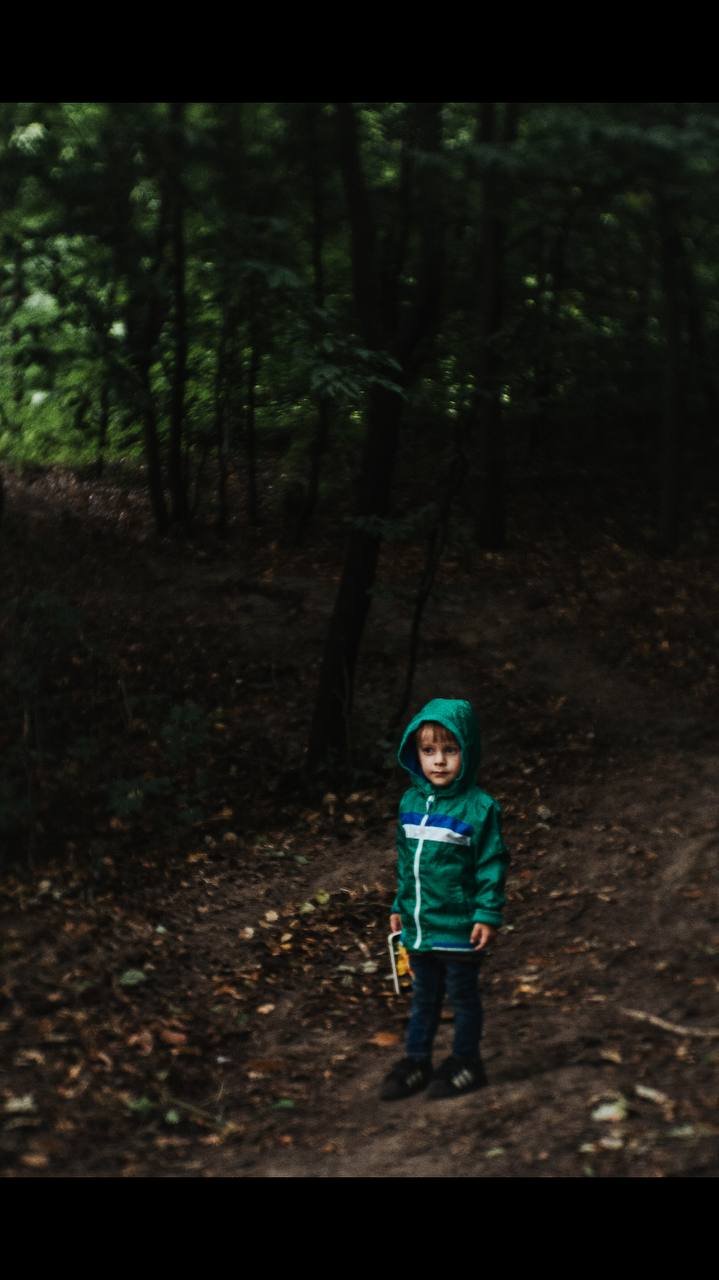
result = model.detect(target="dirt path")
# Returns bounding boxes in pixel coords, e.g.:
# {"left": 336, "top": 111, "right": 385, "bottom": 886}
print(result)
{"left": 1, "top": 472, "right": 717, "bottom": 1177}
{"left": 179, "top": 737, "right": 718, "bottom": 1179}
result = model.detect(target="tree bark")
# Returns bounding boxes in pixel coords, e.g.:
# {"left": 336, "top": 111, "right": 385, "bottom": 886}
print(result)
{"left": 307, "top": 102, "right": 445, "bottom": 774}
{"left": 474, "top": 103, "right": 519, "bottom": 549}
{"left": 246, "top": 323, "right": 261, "bottom": 526}
{"left": 657, "top": 198, "right": 685, "bottom": 553}
{"left": 168, "top": 101, "right": 190, "bottom": 530}
{"left": 214, "top": 299, "right": 232, "bottom": 538}
{"left": 296, "top": 102, "right": 331, "bottom": 544}
{"left": 308, "top": 384, "right": 404, "bottom": 766}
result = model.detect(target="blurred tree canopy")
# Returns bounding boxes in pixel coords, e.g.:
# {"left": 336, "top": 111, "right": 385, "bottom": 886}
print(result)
{"left": 2, "top": 102, "right": 718, "bottom": 767}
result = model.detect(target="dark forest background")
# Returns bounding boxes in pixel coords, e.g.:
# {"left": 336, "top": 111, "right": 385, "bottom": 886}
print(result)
{"left": 1, "top": 103, "right": 717, "bottom": 1179}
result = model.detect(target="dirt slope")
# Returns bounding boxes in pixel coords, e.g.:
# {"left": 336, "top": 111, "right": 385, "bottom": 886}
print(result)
{"left": 1, "top": 470, "right": 717, "bottom": 1178}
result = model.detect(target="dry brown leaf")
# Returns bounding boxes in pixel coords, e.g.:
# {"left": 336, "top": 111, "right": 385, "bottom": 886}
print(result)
{"left": 159, "top": 1027, "right": 188, "bottom": 1047}
{"left": 127, "top": 1029, "right": 154, "bottom": 1056}
{"left": 257, "top": 1003, "right": 275, "bottom": 1015}
{"left": 21, "top": 1153, "right": 49, "bottom": 1169}
{"left": 369, "top": 1032, "right": 400, "bottom": 1048}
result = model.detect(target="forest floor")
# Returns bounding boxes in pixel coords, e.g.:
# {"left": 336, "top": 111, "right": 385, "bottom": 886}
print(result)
{"left": 1, "top": 465, "right": 718, "bottom": 1179}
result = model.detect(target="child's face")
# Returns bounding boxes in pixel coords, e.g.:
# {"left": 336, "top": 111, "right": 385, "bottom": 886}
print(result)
{"left": 417, "top": 724, "right": 462, "bottom": 787}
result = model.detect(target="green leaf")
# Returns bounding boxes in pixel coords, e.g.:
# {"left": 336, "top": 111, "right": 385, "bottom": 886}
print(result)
{"left": 591, "top": 1096, "right": 628, "bottom": 1123}
{"left": 127, "top": 1096, "right": 154, "bottom": 1114}
{"left": 164, "top": 1109, "right": 181, "bottom": 1125}
{"left": 272, "top": 1098, "right": 296, "bottom": 1110}
{"left": 119, "top": 968, "right": 147, "bottom": 987}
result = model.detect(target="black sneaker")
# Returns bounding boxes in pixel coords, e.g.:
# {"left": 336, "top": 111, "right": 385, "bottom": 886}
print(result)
{"left": 379, "top": 1057, "right": 432, "bottom": 1101}
{"left": 427, "top": 1055, "right": 487, "bottom": 1099}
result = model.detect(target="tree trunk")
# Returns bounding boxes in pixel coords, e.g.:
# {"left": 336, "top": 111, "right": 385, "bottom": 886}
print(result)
{"left": 139, "top": 361, "right": 169, "bottom": 534}
{"left": 246, "top": 326, "right": 261, "bottom": 526}
{"left": 296, "top": 102, "right": 331, "bottom": 544}
{"left": 307, "top": 102, "right": 445, "bottom": 774}
{"left": 95, "top": 382, "right": 110, "bottom": 477}
{"left": 168, "top": 101, "right": 190, "bottom": 530}
{"left": 215, "top": 301, "right": 231, "bottom": 538}
{"left": 11, "top": 241, "right": 24, "bottom": 415}
{"left": 474, "top": 103, "right": 519, "bottom": 549}
{"left": 657, "top": 200, "right": 685, "bottom": 553}
{"left": 307, "top": 383, "right": 404, "bottom": 768}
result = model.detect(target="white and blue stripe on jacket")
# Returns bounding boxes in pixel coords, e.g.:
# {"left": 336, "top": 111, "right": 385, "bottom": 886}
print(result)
{"left": 400, "top": 811, "right": 473, "bottom": 845}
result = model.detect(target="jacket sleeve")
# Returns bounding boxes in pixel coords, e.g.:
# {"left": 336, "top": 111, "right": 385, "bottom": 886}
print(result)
{"left": 391, "top": 813, "right": 407, "bottom": 916}
{"left": 471, "top": 800, "right": 509, "bottom": 927}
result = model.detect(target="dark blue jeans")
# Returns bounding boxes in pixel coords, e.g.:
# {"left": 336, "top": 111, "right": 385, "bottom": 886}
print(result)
{"left": 406, "top": 951, "right": 483, "bottom": 1062}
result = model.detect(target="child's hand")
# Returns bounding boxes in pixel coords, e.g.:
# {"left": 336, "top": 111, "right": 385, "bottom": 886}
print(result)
{"left": 390, "top": 913, "right": 402, "bottom": 934}
{"left": 471, "top": 922, "right": 496, "bottom": 951}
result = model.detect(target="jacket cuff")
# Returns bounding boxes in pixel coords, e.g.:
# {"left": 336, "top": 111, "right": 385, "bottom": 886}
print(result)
{"left": 472, "top": 910, "right": 502, "bottom": 927}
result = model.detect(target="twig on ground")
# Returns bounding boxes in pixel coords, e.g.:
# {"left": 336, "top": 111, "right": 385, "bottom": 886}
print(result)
{"left": 620, "top": 1007, "right": 719, "bottom": 1039}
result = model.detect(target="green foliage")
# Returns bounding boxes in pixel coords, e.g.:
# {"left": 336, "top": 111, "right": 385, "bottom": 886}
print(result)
{"left": 0, "top": 590, "right": 83, "bottom": 853}
{"left": 107, "top": 774, "right": 173, "bottom": 818}
{"left": 0, "top": 99, "right": 717, "bottom": 538}
{"left": 3, "top": 590, "right": 81, "bottom": 697}
{"left": 107, "top": 701, "right": 211, "bottom": 827}
{"left": 159, "top": 701, "right": 210, "bottom": 769}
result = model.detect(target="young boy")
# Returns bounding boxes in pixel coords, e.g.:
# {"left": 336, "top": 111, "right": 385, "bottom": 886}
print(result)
{"left": 381, "top": 697, "right": 508, "bottom": 1100}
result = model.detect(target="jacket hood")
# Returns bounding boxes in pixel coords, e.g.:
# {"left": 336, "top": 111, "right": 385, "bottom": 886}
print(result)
{"left": 397, "top": 698, "right": 481, "bottom": 797}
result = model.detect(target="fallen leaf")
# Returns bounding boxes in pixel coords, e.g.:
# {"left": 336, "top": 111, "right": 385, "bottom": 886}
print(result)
{"left": 127, "top": 1029, "right": 154, "bottom": 1055}
{"left": 127, "top": 1096, "right": 155, "bottom": 1115}
{"left": 264, "top": 910, "right": 279, "bottom": 923}
{"left": 119, "top": 969, "right": 147, "bottom": 988}
{"left": 15, "top": 1049, "right": 46, "bottom": 1067}
{"left": 599, "top": 1048, "right": 622, "bottom": 1064}
{"left": 240, "top": 927, "right": 255, "bottom": 940}
{"left": 4, "top": 1095, "right": 36, "bottom": 1115}
{"left": 369, "top": 1032, "right": 400, "bottom": 1048}
{"left": 21, "top": 1153, "right": 49, "bottom": 1169}
{"left": 634, "top": 1084, "right": 670, "bottom": 1106}
{"left": 159, "top": 1028, "right": 187, "bottom": 1047}
{"left": 257, "top": 1004, "right": 275, "bottom": 1015}
{"left": 592, "top": 1097, "right": 628, "bottom": 1123}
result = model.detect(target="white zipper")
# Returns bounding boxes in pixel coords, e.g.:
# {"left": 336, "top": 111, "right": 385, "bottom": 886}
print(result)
{"left": 413, "top": 793, "right": 434, "bottom": 947}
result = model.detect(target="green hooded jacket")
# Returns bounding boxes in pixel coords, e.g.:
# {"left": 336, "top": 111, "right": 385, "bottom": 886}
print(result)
{"left": 391, "top": 698, "right": 508, "bottom": 952}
